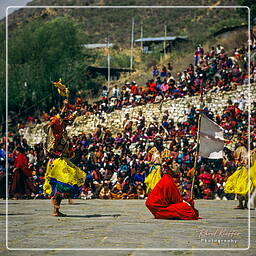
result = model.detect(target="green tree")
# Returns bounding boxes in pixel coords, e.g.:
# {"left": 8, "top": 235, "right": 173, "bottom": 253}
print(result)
{"left": 238, "top": 0, "right": 256, "bottom": 24}
{"left": 0, "top": 23, "right": 5, "bottom": 133}
{"left": 4, "top": 16, "right": 105, "bottom": 122}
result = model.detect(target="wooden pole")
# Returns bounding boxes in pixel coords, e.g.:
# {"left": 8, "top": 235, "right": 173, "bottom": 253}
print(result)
{"left": 140, "top": 21, "right": 143, "bottom": 51}
{"left": 107, "top": 35, "right": 110, "bottom": 95}
{"left": 130, "top": 17, "right": 134, "bottom": 70}
{"left": 164, "top": 24, "right": 167, "bottom": 56}
{"left": 190, "top": 113, "right": 202, "bottom": 200}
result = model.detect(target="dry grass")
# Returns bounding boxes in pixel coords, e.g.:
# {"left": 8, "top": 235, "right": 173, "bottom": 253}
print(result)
{"left": 127, "top": 26, "right": 248, "bottom": 83}
{"left": 87, "top": 25, "right": 252, "bottom": 100}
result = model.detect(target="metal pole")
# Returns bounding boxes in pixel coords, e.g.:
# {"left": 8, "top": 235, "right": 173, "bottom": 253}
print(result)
{"left": 164, "top": 24, "right": 167, "bottom": 56}
{"left": 140, "top": 21, "right": 143, "bottom": 51}
{"left": 130, "top": 17, "right": 134, "bottom": 70}
{"left": 190, "top": 113, "right": 202, "bottom": 200}
{"left": 107, "top": 35, "right": 110, "bottom": 94}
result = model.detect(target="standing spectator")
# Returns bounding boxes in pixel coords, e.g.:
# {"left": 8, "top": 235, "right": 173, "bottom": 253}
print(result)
{"left": 194, "top": 47, "right": 200, "bottom": 66}
{"left": 102, "top": 86, "right": 109, "bottom": 98}
{"left": 9, "top": 147, "right": 35, "bottom": 199}
{"left": 152, "top": 66, "right": 160, "bottom": 78}
{"left": 112, "top": 85, "right": 119, "bottom": 98}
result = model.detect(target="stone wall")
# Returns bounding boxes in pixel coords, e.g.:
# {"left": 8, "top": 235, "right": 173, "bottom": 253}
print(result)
{"left": 22, "top": 83, "right": 255, "bottom": 146}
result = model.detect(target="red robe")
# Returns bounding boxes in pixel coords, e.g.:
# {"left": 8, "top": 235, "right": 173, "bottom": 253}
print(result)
{"left": 10, "top": 153, "right": 35, "bottom": 196}
{"left": 145, "top": 174, "right": 200, "bottom": 220}
{"left": 14, "top": 153, "right": 32, "bottom": 177}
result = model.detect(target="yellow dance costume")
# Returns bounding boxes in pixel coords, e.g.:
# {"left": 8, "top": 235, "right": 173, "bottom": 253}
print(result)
{"left": 145, "top": 165, "right": 162, "bottom": 194}
{"left": 43, "top": 158, "right": 86, "bottom": 198}
{"left": 145, "top": 147, "right": 171, "bottom": 194}
{"left": 224, "top": 164, "right": 256, "bottom": 195}
{"left": 43, "top": 113, "right": 86, "bottom": 198}
{"left": 250, "top": 160, "right": 256, "bottom": 188}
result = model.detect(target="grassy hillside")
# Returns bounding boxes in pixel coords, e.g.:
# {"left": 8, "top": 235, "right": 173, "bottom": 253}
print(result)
{"left": 6, "top": 0, "right": 245, "bottom": 48}
{"left": 1, "top": 0, "right": 250, "bottom": 126}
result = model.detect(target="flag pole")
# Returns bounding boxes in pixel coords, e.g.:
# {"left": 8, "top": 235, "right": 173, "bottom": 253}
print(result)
{"left": 190, "top": 113, "right": 202, "bottom": 200}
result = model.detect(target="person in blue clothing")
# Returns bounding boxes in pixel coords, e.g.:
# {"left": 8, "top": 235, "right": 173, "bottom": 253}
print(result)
{"left": 0, "top": 143, "right": 6, "bottom": 198}
{"left": 152, "top": 66, "right": 159, "bottom": 78}
{"left": 132, "top": 169, "right": 145, "bottom": 185}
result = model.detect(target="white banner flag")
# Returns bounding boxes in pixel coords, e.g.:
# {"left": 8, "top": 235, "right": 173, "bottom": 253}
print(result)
{"left": 199, "top": 114, "right": 224, "bottom": 159}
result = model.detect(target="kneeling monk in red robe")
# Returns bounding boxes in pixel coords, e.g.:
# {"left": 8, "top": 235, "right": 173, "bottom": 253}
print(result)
{"left": 146, "top": 173, "right": 200, "bottom": 220}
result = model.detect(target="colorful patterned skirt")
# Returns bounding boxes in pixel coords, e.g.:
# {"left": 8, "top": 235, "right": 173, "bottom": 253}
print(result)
{"left": 43, "top": 158, "right": 86, "bottom": 198}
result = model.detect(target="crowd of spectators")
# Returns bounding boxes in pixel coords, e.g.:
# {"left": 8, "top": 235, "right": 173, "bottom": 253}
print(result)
{"left": 0, "top": 43, "right": 255, "bottom": 201}
{"left": 21, "top": 44, "right": 254, "bottom": 125}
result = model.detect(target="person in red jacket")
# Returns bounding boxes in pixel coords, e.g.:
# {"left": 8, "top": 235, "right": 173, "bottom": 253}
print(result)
{"left": 10, "top": 147, "right": 35, "bottom": 199}
{"left": 149, "top": 79, "right": 157, "bottom": 93}
{"left": 130, "top": 81, "right": 138, "bottom": 95}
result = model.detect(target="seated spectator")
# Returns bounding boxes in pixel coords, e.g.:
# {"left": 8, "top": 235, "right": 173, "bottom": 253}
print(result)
{"left": 131, "top": 81, "right": 138, "bottom": 95}
{"left": 160, "top": 80, "right": 169, "bottom": 95}
{"left": 127, "top": 183, "right": 138, "bottom": 199}
{"left": 199, "top": 169, "right": 212, "bottom": 187}
{"left": 202, "top": 184, "right": 213, "bottom": 199}
{"left": 4, "top": 43, "right": 253, "bottom": 203}
{"left": 111, "top": 177, "right": 127, "bottom": 199}
{"left": 160, "top": 65, "right": 167, "bottom": 78}
{"left": 136, "top": 184, "right": 145, "bottom": 199}
{"left": 123, "top": 113, "right": 133, "bottom": 134}
{"left": 99, "top": 183, "right": 112, "bottom": 199}
{"left": 112, "top": 85, "right": 119, "bottom": 98}
{"left": 149, "top": 79, "right": 157, "bottom": 93}
{"left": 167, "top": 63, "right": 173, "bottom": 73}
{"left": 102, "top": 86, "right": 109, "bottom": 98}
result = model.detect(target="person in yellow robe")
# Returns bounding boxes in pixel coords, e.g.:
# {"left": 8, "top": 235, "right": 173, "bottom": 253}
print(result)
{"left": 249, "top": 147, "right": 256, "bottom": 209}
{"left": 224, "top": 145, "right": 256, "bottom": 209}
{"left": 145, "top": 136, "right": 180, "bottom": 195}
{"left": 224, "top": 164, "right": 252, "bottom": 208}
